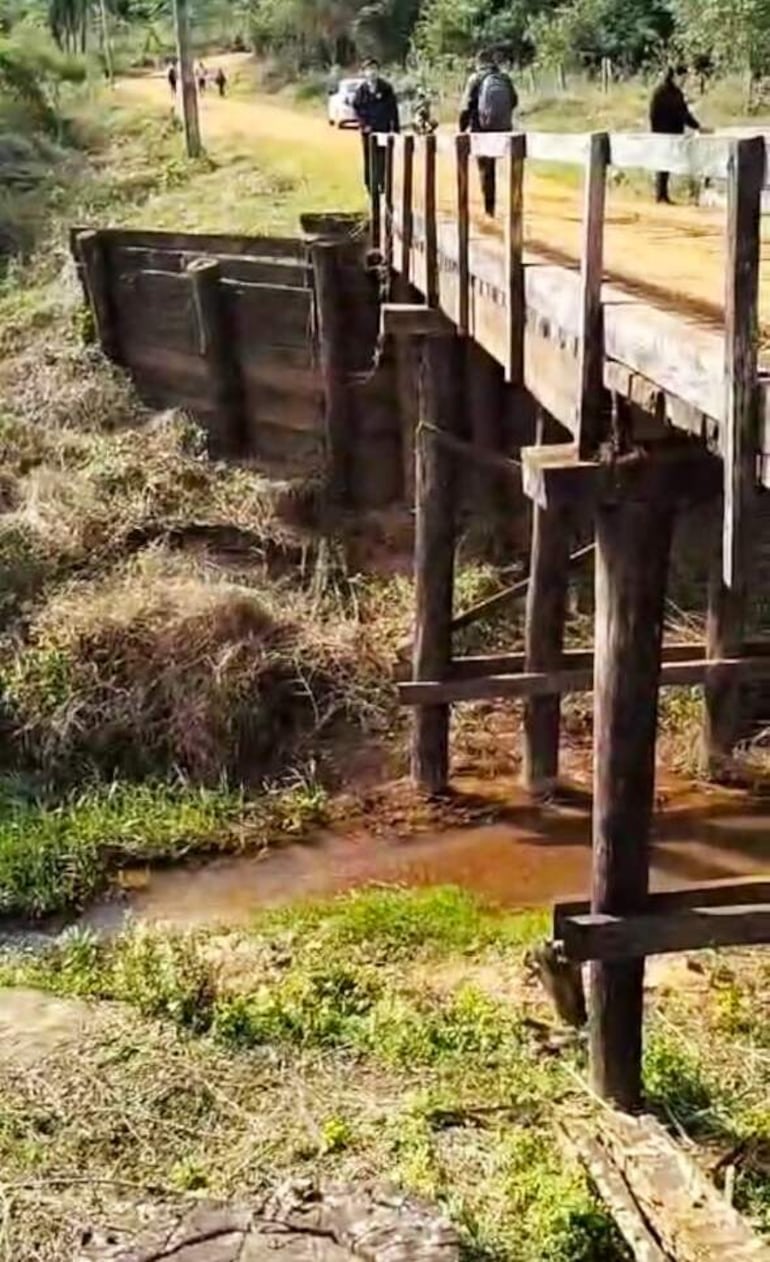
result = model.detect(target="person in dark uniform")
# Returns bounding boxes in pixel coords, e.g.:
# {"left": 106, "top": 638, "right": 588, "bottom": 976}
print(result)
{"left": 649, "top": 67, "right": 701, "bottom": 204}
{"left": 215, "top": 66, "right": 227, "bottom": 97}
{"left": 167, "top": 61, "right": 177, "bottom": 95}
{"left": 352, "top": 60, "right": 400, "bottom": 194}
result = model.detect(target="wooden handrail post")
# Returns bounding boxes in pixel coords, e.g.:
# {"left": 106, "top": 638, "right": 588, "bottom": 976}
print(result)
{"left": 722, "top": 134, "right": 764, "bottom": 589}
{"left": 370, "top": 134, "right": 382, "bottom": 251}
{"left": 186, "top": 257, "right": 244, "bottom": 456}
{"left": 77, "top": 229, "right": 119, "bottom": 362}
{"left": 400, "top": 134, "right": 415, "bottom": 286}
{"left": 575, "top": 132, "right": 609, "bottom": 457}
{"left": 423, "top": 133, "right": 438, "bottom": 307}
{"left": 504, "top": 133, "right": 525, "bottom": 384}
{"left": 311, "top": 241, "right": 351, "bottom": 504}
{"left": 384, "top": 133, "right": 396, "bottom": 273}
{"left": 455, "top": 132, "right": 470, "bottom": 334}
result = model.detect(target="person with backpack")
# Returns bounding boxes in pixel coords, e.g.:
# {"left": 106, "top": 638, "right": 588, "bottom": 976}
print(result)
{"left": 459, "top": 50, "right": 518, "bottom": 217}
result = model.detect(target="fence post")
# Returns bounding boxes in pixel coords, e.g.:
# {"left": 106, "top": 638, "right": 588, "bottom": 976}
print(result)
{"left": 575, "top": 132, "right": 609, "bottom": 457}
{"left": 77, "top": 229, "right": 119, "bottom": 362}
{"left": 311, "top": 241, "right": 351, "bottom": 504}
{"left": 456, "top": 132, "right": 470, "bottom": 335}
{"left": 187, "top": 257, "right": 244, "bottom": 457}
{"left": 504, "top": 133, "right": 525, "bottom": 383}
{"left": 424, "top": 133, "right": 438, "bottom": 307}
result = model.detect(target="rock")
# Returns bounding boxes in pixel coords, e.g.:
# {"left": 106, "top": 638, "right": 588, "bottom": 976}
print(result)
{"left": 81, "top": 1180, "right": 462, "bottom": 1261}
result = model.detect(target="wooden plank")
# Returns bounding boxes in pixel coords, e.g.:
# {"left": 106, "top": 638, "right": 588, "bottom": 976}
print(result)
{"left": 95, "top": 227, "right": 307, "bottom": 260}
{"left": 590, "top": 495, "right": 674, "bottom": 1111}
{"left": 456, "top": 132, "right": 471, "bottom": 335}
{"left": 723, "top": 135, "right": 764, "bottom": 588}
{"left": 558, "top": 1120, "right": 669, "bottom": 1262}
{"left": 601, "top": 1110, "right": 770, "bottom": 1262}
{"left": 423, "top": 134, "right": 438, "bottom": 307}
{"left": 186, "top": 257, "right": 245, "bottom": 455}
{"left": 523, "top": 410, "right": 571, "bottom": 797}
{"left": 609, "top": 132, "right": 731, "bottom": 179}
{"left": 311, "top": 243, "right": 351, "bottom": 502}
{"left": 400, "top": 135, "right": 415, "bottom": 286}
{"left": 370, "top": 134, "right": 382, "bottom": 251}
{"left": 412, "top": 335, "right": 462, "bottom": 792}
{"left": 704, "top": 519, "right": 746, "bottom": 779}
{"left": 564, "top": 904, "right": 770, "bottom": 962}
{"left": 452, "top": 641, "right": 770, "bottom": 682}
{"left": 224, "top": 280, "right": 313, "bottom": 349}
{"left": 504, "top": 134, "right": 525, "bottom": 383}
{"left": 381, "top": 303, "right": 455, "bottom": 338}
{"left": 384, "top": 133, "right": 395, "bottom": 271}
{"left": 555, "top": 877, "right": 770, "bottom": 935}
{"left": 425, "top": 422, "right": 520, "bottom": 476}
{"left": 576, "top": 133, "right": 609, "bottom": 456}
{"left": 77, "top": 229, "right": 120, "bottom": 361}
{"left": 113, "top": 268, "right": 197, "bottom": 355}
{"left": 109, "top": 244, "right": 310, "bottom": 288}
{"left": 526, "top": 132, "right": 591, "bottom": 165}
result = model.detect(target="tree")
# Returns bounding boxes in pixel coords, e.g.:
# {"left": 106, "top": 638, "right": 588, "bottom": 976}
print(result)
{"left": 672, "top": 0, "right": 770, "bottom": 80}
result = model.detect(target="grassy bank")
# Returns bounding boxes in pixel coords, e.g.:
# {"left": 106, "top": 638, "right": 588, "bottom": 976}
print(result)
{"left": 2, "top": 887, "right": 770, "bottom": 1258}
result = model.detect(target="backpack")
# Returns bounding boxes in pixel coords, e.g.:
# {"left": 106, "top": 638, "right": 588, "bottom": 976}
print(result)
{"left": 477, "top": 71, "right": 514, "bottom": 131}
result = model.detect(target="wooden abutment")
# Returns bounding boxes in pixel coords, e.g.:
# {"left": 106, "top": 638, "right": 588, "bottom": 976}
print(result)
{"left": 373, "top": 128, "right": 770, "bottom": 1112}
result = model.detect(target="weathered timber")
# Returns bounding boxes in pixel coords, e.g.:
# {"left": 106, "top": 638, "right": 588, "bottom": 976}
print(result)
{"left": 590, "top": 494, "right": 674, "bottom": 1111}
{"left": 555, "top": 877, "right": 770, "bottom": 932}
{"left": 400, "top": 135, "right": 415, "bottom": 284}
{"left": 423, "top": 421, "right": 519, "bottom": 478}
{"left": 423, "top": 134, "right": 438, "bottom": 307}
{"left": 311, "top": 242, "right": 351, "bottom": 503}
{"left": 450, "top": 640, "right": 736, "bottom": 680}
{"left": 521, "top": 443, "right": 722, "bottom": 512}
{"left": 600, "top": 1110, "right": 770, "bottom": 1262}
{"left": 703, "top": 506, "right": 746, "bottom": 778}
{"left": 558, "top": 1120, "right": 669, "bottom": 1262}
{"left": 464, "top": 340, "right": 509, "bottom": 527}
{"left": 398, "top": 654, "right": 770, "bottom": 705}
{"left": 522, "top": 411, "right": 571, "bottom": 796}
{"left": 90, "top": 227, "right": 307, "bottom": 259}
{"left": 186, "top": 257, "right": 244, "bottom": 455}
{"left": 723, "top": 135, "right": 764, "bottom": 588}
{"left": 412, "top": 335, "right": 463, "bottom": 792}
{"left": 381, "top": 304, "right": 455, "bottom": 338}
{"left": 384, "top": 134, "right": 395, "bottom": 270}
{"left": 576, "top": 133, "right": 609, "bottom": 456}
{"left": 77, "top": 230, "right": 119, "bottom": 361}
{"left": 224, "top": 280, "right": 313, "bottom": 349}
{"left": 370, "top": 134, "right": 382, "bottom": 250}
{"left": 561, "top": 902, "right": 770, "bottom": 962}
{"left": 455, "top": 133, "right": 470, "bottom": 335}
{"left": 504, "top": 134, "right": 525, "bottom": 383}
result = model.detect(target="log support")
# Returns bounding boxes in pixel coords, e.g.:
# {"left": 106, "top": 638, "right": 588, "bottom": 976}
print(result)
{"left": 311, "top": 241, "right": 352, "bottom": 504}
{"left": 186, "top": 257, "right": 244, "bottom": 457}
{"left": 77, "top": 229, "right": 120, "bottom": 362}
{"left": 703, "top": 507, "right": 747, "bottom": 779}
{"left": 590, "top": 492, "right": 674, "bottom": 1111}
{"left": 412, "top": 333, "right": 463, "bottom": 793}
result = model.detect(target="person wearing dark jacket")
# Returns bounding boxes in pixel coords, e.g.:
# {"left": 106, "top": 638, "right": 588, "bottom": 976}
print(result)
{"left": 352, "top": 60, "right": 400, "bottom": 194}
{"left": 649, "top": 68, "right": 701, "bottom": 204}
{"left": 459, "top": 51, "right": 517, "bottom": 217}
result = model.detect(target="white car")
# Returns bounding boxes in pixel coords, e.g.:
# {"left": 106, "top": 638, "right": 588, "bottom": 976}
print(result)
{"left": 328, "top": 77, "right": 364, "bottom": 128}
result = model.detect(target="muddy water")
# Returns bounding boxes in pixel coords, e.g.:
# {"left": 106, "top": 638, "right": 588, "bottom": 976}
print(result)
{"left": 84, "top": 773, "right": 770, "bottom": 932}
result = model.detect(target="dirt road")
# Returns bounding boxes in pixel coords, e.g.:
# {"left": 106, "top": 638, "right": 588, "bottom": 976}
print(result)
{"left": 120, "top": 58, "right": 770, "bottom": 333}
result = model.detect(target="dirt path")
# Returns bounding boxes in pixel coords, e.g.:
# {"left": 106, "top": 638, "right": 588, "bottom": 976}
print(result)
{"left": 120, "top": 57, "right": 770, "bottom": 334}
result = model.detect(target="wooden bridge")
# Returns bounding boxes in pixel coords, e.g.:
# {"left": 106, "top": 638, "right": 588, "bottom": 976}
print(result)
{"left": 369, "top": 128, "right": 770, "bottom": 1113}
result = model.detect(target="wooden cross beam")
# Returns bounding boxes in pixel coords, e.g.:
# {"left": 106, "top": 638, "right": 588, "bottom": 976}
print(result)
{"left": 520, "top": 442, "right": 722, "bottom": 511}
{"left": 559, "top": 903, "right": 770, "bottom": 962}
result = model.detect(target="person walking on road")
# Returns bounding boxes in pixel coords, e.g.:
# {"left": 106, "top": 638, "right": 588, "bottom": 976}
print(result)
{"left": 167, "top": 61, "right": 177, "bottom": 96}
{"left": 352, "top": 59, "right": 400, "bottom": 195}
{"left": 649, "top": 67, "right": 701, "bottom": 204}
{"left": 215, "top": 66, "right": 227, "bottom": 97}
{"left": 459, "top": 50, "right": 517, "bottom": 217}
{"left": 197, "top": 62, "right": 208, "bottom": 94}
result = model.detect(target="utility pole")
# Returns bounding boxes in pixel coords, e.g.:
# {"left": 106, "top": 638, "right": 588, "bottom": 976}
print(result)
{"left": 172, "top": 0, "right": 202, "bottom": 158}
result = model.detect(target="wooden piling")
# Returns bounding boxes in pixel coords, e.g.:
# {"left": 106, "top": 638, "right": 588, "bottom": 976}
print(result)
{"left": 311, "top": 241, "right": 351, "bottom": 504}
{"left": 703, "top": 507, "right": 746, "bottom": 778}
{"left": 186, "top": 257, "right": 244, "bottom": 456}
{"left": 412, "top": 333, "right": 462, "bottom": 792}
{"left": 590, "top": 494, "right": 674, "bottom": 1110}
{"left": 456, "top": 132, "right": 470, "bottom": 335}
{"left": 423, "top": 134, "right": 438, "bottom": 307}
{"left": 370, "top": 135, "right": 382, "bottom": 251}
{"left": 522, "top": 410, "right": 571, "bottom": 796}
{"left": 575, "top": 133, "right": 609, "bottom": 457}
{"left": 77, "top": 229, "right": 119, "bottom": 361}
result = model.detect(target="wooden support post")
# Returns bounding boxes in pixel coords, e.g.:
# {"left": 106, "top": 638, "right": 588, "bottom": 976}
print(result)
{"left": 722, "top": 135, "right": 764, "bottom": 589}
{"left": 703, "top": 509, "right": 746, "bottom": 778}
{"left": 76, "top": 229, "right": 119, "bottom": 361}
{"left": 369, "top": 135, "right": 382, "bottom": 251}
{"left": 590, "top": 494, "right": 674, "bottom": 1111}
{"left": 456, "top": 132, "right": 470, "bottom": 335}
{"left": 400, "top": 134, "right": 415, "bottom": 285}
{"left": 311, "top": 242, "right": 351, "bottom": 504}
{"left": 504, "top": 134, "right": 525, "bottom": 383}
{"left": 423, "top": 134, "right": 438, "bottom": 307}
{"left": 172, "top": 0, "right": 201, "bottom": 159}
{"left": 575, "top": 132, "right": 609, "bottom": 457}
{"left": 522, "top": 410, "right": 571, "bottom": 796}
{"left": 412, "top": 333, "right": 462, "bottom": 793}
{"left": 384, "top": 134, "right": 395, "bottom": 272}
{"left": 186, "top": 257, "right": 244, "bottom": 456}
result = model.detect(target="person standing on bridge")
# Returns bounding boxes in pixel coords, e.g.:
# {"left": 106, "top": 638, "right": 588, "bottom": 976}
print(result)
{"left": 352, "top": 60, "right": 400, "bottom": 196}
{"left": 459, "top": 50, "right": 518, "bottom": 217}
{"left": 649, "top": 67, "right": 701, "bottom": 204}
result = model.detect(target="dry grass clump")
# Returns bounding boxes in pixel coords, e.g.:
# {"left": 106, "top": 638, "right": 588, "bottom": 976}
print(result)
{"left": 6, "top": 551, "right": 390, "bottom": 783}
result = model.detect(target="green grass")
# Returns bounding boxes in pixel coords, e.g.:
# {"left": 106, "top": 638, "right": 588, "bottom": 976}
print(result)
{"left": 0, "top": 774, "right": 327, "bottom": 918}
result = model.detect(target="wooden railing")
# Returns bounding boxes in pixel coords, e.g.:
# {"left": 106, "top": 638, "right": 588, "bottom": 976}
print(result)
{"left": 373, "top": 128, "right": 768, "bottom": 588}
